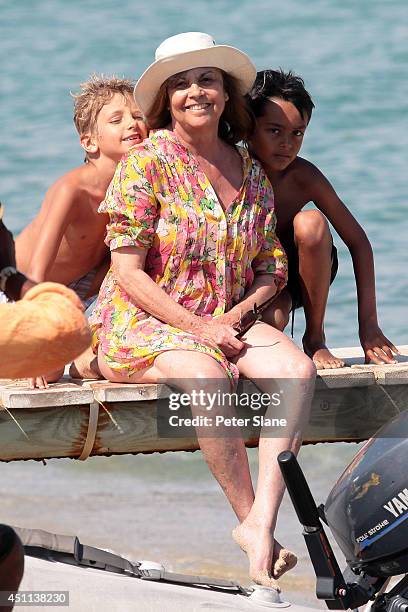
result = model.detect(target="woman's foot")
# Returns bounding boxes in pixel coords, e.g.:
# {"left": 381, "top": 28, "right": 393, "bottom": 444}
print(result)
{"left": 232, "top": 522, "right": 297, "bottom": 589}
{"left": 272, "top": 539, "right": 298, "bottom": 579}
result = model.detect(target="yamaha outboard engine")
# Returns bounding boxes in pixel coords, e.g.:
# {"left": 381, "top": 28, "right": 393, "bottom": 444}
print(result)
{"left": 278, "top": 410, "right": 408, "bottom": 611}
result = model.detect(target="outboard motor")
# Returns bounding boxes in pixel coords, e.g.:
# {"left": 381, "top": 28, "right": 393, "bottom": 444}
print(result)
{"left": 278, "top": 410, "right": 408, "bottom": 611}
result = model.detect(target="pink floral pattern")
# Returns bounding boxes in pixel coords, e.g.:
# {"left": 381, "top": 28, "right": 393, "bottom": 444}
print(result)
{"left": 90, "top": 129, "right": 287, "bottom": 383}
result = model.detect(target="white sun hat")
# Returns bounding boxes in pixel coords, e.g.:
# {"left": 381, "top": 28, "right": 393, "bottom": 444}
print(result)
{"left": 134, "top": 32, "right": 257, "bottom": 116}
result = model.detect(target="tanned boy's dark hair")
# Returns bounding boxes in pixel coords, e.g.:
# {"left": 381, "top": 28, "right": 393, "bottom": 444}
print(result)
{"left": 248, "top": 69, "right": 315, "bottom": 123}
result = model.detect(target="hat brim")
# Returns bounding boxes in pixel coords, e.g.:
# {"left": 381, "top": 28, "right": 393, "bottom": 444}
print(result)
{"left": 134, "top": 45, "right": 256, "bottom": 116}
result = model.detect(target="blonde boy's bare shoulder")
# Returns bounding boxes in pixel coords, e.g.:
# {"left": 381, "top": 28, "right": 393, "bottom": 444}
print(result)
{"left": 43, "top": 164, "right": 99, "bottom": 207}
{"left": 49, "top": 164, "right": 94, "bottom": 191}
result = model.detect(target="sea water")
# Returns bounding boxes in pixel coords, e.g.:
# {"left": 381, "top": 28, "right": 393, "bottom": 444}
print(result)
{"left": 1, "top": 0, "right": 407, "bottom": 605}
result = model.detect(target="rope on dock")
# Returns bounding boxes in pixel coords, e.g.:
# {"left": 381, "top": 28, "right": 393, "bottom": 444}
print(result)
{"left": 77, "top": 401, "right": 99, "bottom": 461}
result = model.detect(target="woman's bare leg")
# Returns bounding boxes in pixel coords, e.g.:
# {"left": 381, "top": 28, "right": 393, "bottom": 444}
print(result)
{"left": 98, "top": 342, "right": 314, "bottom": 587}
{"left": 232, "top": 323, "right": 316, "bottom": 581}
{"left": 293, "top": 210, "right": 344, "bottom": 369}
{"left": 98, "top": 348, "right": 255, "bottom": 523}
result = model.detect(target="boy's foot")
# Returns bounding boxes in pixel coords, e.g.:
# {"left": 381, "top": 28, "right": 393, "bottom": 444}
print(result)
{"left": 303, "top": 337, "right": 345, "bottom": 369}
{"left": 69, "top": 346, "right": 102, "bottom": 380}
{"left": 232, "top": 521, "right": 297, "bottom": 588}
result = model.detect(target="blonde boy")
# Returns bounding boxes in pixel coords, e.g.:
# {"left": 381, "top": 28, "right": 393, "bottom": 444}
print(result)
{"left": 16, "top": 75, "right": 148, "bottom": 386}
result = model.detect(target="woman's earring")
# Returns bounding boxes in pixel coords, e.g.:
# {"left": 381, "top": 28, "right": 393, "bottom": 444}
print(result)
{"left": 224, "top": 93, "right": 229, "bottom": 102}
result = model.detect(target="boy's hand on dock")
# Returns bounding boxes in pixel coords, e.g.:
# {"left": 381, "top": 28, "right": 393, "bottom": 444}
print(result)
{"left": 28, "top": 376, "right": 49, "bottom": 390}
{"left": 359, "top": 324, "right": 399, "bottom": 365}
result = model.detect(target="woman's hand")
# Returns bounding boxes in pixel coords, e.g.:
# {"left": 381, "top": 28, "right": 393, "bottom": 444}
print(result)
{"left": 199, "top": 316, "right": 245, "bottom": 357}
{"left": 359, "top": 324, "right": 399, "bottom": 365}
{"left": 211, "top": 308, "right": 242, "bottom": 328}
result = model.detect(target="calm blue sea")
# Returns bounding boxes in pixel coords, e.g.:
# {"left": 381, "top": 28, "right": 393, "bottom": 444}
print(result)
{"left": 1, "top": 0, "right": 407, "bottom": 604}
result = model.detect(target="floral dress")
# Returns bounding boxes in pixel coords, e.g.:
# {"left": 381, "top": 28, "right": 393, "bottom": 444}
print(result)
{"left": 89, "top": 129, "right": 287, "bottom": 384}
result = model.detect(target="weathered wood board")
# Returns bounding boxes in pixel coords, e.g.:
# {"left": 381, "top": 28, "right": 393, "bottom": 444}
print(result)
{"left": 1, "top": 346, "right": 408, "bottom": 462}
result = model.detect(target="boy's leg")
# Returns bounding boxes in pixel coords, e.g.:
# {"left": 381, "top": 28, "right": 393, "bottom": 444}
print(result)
{"left": 70, "top": 296, "right": 102, "bottom": 380}
{"left": 293, "top": 210, "right": 344, "bottom": 369}
{"left": 260, "top": 288, "right": 292, "bottom": 331}
{"left": 69, "top": 346, "right": 101, "bottom": 379}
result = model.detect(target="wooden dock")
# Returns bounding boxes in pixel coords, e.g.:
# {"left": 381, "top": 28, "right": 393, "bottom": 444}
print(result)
{"left": 1, "top": 345, "right": 408, "bottom": 462}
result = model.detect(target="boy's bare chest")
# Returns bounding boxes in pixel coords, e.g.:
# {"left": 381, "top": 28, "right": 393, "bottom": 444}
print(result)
{"left": 65, "top": 195, "right": 107, "bottom": 249}
{"left": 272, "top": 176, "right": 311, "bottom": 236}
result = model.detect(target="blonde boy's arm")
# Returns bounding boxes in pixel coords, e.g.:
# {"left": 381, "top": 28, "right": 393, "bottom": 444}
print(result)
{"left": 308, "top": 163, "right": 398, "bottom": 364}
{"left": 25, "top": 179, "right": 77, "bottom": 282}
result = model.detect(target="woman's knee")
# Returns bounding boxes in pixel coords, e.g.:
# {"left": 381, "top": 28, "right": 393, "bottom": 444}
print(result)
{"left": 293, "top": 210, "right": 331, "bottom": 250}
{"left": 183, "top": 367, "right": 231, "bottom": 395}
{"left": 266, "top": 340, "right": 316, "bottom": 380}
{"left": 290, "top": 353, "right": 317, "bottom": 380}
{"left": 156, "top": 351, "right": 230, "bottom": 392}
{"left": 168, "top": 356, "right": 231, "bottom": 414}
{"left": 271, "top": 351, "right": 316, "bottom": 381}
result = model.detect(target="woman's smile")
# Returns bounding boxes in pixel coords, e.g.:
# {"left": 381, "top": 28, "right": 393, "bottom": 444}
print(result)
{"left": 184, "top": 102, "right": 212, "bottom": 112}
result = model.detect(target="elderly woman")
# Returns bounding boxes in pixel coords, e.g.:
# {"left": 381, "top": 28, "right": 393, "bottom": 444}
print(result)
{"left": 90, "top": 32, "right": 316, "bottom": 589}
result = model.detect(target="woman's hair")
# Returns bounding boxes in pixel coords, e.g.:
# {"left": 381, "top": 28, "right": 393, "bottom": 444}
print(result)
{"left": 248, "top": 69, "right": 315, "bottom": 122}
{"left": 146, "top": 70, "right": 255, "bottom": 144}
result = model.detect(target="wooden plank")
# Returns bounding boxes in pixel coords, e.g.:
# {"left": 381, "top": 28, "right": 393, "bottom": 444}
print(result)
{"left": 91, "top": 381, "right": 171, "bottom": 403}
{"left": 1, "top": 345, "right": 408, "bottom": 461}
{"left": 314, "top": 369, "right": 375, "bottom": 389}
{"left": 0, "top": 380, "right": 93, "bottom": 409}
{"left": 305, "top": 382, "right": 405, "bottom": 442}
{"left": 0, "top": 404, "right": 92, "bottom": 460}
{"left": 1, "top": 383, "right": 407, "bottom": 461}
{"left": 1, "top": 345, "right": 408, "bottom": 408}
{"left": 351, "top": 364, "right": 408, "bottom": 385}
{"left": 330, "top": 344, "right": 408, "bottom": 364}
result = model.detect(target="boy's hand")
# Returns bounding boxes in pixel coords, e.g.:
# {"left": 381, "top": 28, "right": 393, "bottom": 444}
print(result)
{"left": 28, "top": 376, "right": 49, "bottom": 390}
{"left": 359, "top": 324, "right": 399, "bottom": 365}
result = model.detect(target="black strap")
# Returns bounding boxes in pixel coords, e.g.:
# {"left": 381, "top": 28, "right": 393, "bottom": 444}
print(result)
{"left": 291, "top": 307, "right": 295, "bottom": 338}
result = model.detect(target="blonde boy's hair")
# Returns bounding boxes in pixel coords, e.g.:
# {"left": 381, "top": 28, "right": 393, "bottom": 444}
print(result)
{"left": 72, "top": 74, "right": 135, "bottom": 137}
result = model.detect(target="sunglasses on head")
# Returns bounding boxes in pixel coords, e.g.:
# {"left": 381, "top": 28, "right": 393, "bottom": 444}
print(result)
{"left": 233, "top": 292, "right": 278, "bottom": 339}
